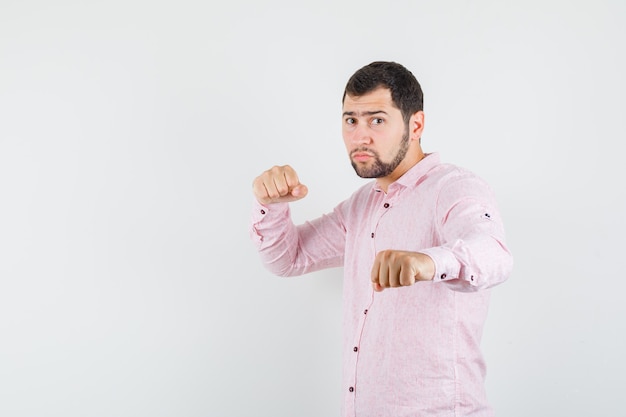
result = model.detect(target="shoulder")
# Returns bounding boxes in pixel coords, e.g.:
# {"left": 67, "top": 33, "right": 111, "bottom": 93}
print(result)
{"left": 427, "top": 162, "right": 491, "bottom": 190}
{"left": 426, "top": 163, "right": 497, "bottom": 211}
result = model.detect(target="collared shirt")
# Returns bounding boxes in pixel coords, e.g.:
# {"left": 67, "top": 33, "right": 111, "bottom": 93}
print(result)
{"left": 250, "top": 153, "right": 513, "bottom": 417}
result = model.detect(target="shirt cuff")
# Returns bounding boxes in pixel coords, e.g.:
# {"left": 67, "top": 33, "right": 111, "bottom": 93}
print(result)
{"left": 250, "top": 199, "right": 290, "bottom": 247}
{"left": 419, "top": 246, "right": 478, "bottom": 287}
{"left": 251, "top": 199, "right": 288, "bottom": 221}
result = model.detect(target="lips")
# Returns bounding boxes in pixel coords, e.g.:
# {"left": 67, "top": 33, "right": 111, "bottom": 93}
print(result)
{"left": 352, "top": 154, "right": 373, "bottom": 162}
{"left": 351, "top": 150, "right": 375, "bottom": 162}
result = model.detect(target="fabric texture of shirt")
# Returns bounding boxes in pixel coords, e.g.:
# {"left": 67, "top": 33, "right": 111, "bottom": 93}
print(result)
{"left": 250, "top": 153, "right": 513, "bottom": 417}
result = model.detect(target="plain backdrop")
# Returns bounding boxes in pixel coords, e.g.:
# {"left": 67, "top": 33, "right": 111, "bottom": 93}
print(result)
{"left": 1, "top": 0, "right": 625, "bottom": 416}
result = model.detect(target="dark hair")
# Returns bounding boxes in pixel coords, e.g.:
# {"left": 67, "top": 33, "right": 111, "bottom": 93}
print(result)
{"left": 342, "top": 61, "right": 424, "bottom": 122}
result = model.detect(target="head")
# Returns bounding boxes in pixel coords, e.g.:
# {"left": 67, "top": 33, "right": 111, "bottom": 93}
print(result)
{"left": 341, "top": 62, "right": 425, "bottom": 189}
{"left": 343, "top": 61, "right": 423, "bottom": 124}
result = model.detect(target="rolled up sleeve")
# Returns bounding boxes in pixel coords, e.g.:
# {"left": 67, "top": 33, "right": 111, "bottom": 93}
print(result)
{"left": 420, "top": 176, "right": 513, "bottom": 292}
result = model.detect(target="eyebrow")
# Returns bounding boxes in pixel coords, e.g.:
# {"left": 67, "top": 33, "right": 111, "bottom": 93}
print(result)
{"left": 342, "top": 110, "right": 389, "bottom": 117}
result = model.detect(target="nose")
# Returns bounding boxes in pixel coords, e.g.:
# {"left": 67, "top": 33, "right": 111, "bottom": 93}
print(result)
{"left": 351, "top": 123, "right": 372, "bottom": 145}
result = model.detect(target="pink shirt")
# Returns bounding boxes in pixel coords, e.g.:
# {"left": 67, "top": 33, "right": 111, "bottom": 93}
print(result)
{"left": 250, "top": 153, "right": 513, "bottom": 416}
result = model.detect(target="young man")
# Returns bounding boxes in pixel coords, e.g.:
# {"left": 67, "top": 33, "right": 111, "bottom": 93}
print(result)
{"left": 250, "top": 61, "right": 513, "bottom": 416}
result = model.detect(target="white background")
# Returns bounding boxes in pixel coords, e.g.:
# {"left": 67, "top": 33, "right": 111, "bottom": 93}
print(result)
{"left": 1, "top": 0, "right": 625, "bottom": 416}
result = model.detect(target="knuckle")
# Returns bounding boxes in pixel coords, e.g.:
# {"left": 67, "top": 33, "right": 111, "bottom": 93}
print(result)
{"left": 400, "top": 275, "right": 413, "bottom": 286}
{"left": 269, "top": 165, "right": 283, "bottom": 175}
{"left": 254, "top": 175, "right": 266, "bottom": 186}
{"left": 276, "top": 184, "right": 289, "bottom": 195}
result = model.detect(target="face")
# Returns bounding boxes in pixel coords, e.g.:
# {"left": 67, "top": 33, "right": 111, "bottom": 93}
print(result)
{"left": 342, "top": 88, "right": 415, "bottom": 181}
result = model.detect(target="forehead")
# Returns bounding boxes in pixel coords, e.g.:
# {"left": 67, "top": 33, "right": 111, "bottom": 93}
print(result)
{"left": 342, "top": 87, "right": 398, "bottom": 112}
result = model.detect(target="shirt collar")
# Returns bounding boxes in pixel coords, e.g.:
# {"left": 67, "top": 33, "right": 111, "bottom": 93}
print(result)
{"left": 372, "top": 152, "right": 441, "bottom": 193}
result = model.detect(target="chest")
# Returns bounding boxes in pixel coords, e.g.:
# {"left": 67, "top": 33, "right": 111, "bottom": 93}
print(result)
{"left": 346, "top": 188, "right": 440, "bottom": 257}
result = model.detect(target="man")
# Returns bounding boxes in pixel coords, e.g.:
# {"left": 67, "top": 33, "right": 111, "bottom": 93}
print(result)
{"left": 250, "top": 61, "right": 513, "bottom": 416}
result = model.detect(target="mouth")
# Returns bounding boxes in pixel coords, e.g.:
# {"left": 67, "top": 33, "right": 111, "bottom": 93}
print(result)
{"left": 351, "top": 150, "right": 375, "bottom": 162}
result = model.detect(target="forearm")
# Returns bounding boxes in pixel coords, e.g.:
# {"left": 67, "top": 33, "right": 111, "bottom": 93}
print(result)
{"left": 250, "top": 200, "right": 344, "bottom": 277}
{"left": 250, "top": 201, "right": 300, "bottom": 276}
{"left": 420, "top": 232, "right": 513, "bottom": 292}
{"left": 421, "top": 177, "right": 514, "bottom": 292}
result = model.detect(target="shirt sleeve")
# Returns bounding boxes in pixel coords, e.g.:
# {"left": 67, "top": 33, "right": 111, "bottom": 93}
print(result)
{"left": 419, "top": 174, "right": 513, "bottom": 292}
{"left": 249, "top": 199, "right": 346, "bottom": 277}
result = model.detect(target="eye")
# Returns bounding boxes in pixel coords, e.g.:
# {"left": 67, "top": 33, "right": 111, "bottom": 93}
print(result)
{"left": 371, "top": 118, "right": 384, "bottom": 125}
{"left": 345, "top": 117, "right": 356, "bottom": 125}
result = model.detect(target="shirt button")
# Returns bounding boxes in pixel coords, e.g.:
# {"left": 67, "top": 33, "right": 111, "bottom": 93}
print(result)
{"left": 260, "top": 209, "right": 266, "bottom": 215}
{"left": 349, "top": 387, "right": 354, "bottom": 393}
{"left": 371, "top": 232, "right": 375, "bottom": 238}
{"left": 353, "top": 346, "right": 358, "bottom": 352}
{"left": 364, "top": 309, "right": 368, "bottom": 314}
{"left": 440, "top": 273, "right": 447, "bottom": 280}
{"left": 383, "top": 203, "right": 390, "bottom": 208}
{"left": 470, "top": 275, "right": 475, "bottom": 281}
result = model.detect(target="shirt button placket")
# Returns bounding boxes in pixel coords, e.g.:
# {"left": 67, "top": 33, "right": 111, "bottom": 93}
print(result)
{"left": 349, "top": 305, "right": 369, "bottom": 407}
{"left": 370, "top": 199, "right": 390, "bottom": 249}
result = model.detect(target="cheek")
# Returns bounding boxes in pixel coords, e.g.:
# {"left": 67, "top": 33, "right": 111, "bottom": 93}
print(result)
{"left": 342, "top": 133, "right": 351, "bottom": 149}
{"left": 379, "top": 137, "right": 401, "bottom": 159}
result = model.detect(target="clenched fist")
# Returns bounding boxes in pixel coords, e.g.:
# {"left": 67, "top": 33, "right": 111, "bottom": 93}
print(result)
{"left": 252, "top": 165, "right": 309, "bottom": 205}
{"left": 371, "top": 250, "right": 435, "bottom": 292}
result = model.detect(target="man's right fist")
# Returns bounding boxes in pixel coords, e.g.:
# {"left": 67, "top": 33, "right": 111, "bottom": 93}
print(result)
{"left": 252, "top": 165, "right": 308, "bottom": 205}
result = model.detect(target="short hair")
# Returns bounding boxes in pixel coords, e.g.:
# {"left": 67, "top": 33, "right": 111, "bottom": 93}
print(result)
{"left": 342, "top": 61, "right": 424, "bottom": 122}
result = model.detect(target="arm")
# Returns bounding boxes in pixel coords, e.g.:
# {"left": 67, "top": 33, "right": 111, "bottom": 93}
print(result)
{"left": 420, "top": 174, "right": 513, "bottom": 292}
{"left": 250, "top": 165, "right": 345, "bottom": 277}
{"left": 371, "top": 173, "right": 513, "bottom": 292}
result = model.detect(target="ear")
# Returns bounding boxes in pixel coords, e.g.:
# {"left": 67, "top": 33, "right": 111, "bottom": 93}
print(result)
{"left": 409, "top": 111, "right": 425, "bottom": 142}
